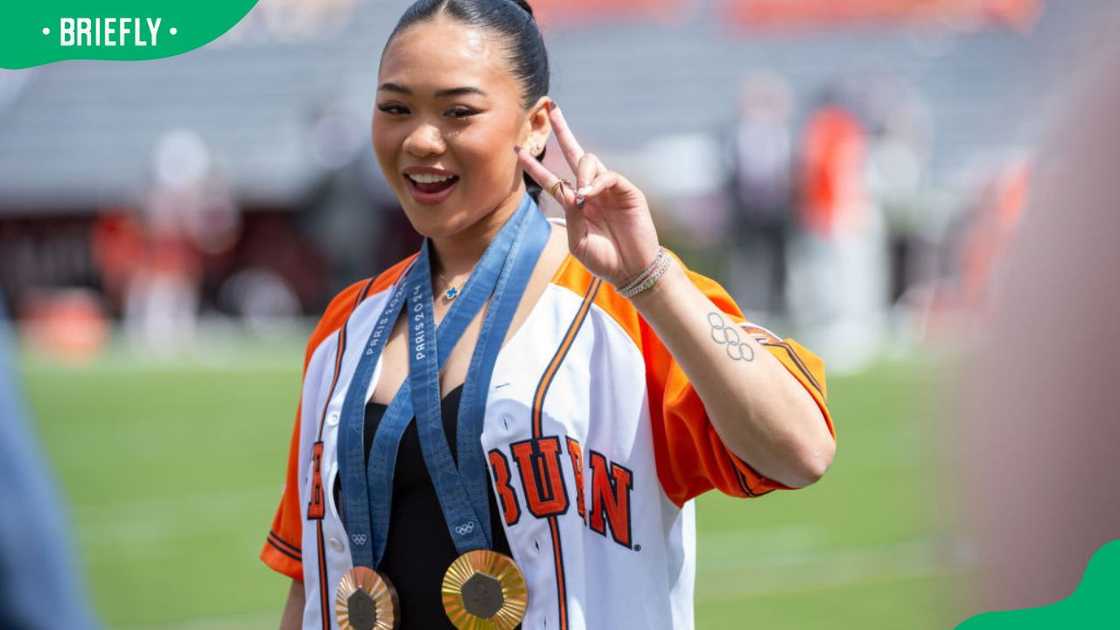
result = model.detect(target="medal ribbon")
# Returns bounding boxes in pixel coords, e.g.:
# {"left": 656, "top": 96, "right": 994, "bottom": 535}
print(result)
{"left": 409, "top": 195, "right": 550, "bottom": 557}
{"left": 337, "top": 192, "right": 548, "bottom": 569}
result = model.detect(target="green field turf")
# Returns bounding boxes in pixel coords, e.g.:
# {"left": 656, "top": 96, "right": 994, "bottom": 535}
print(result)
{"left": 19, "top": 336, "right": 958, "bottom": 629}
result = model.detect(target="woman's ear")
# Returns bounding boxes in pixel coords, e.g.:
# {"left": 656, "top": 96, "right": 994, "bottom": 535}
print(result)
{"left": 523, "top": 96, "right": 553, "bottom": 157}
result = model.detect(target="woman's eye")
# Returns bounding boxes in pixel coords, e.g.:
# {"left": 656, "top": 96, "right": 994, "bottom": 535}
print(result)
{"left": 377, "top": 104, "right": 408, "bottom": 115}
{"left": 447, "top": 108, "right": 477, "bottom": 119}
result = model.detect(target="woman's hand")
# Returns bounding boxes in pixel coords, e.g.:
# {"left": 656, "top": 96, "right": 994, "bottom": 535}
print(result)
{"left": 516, "top": 104, "right": 661, "bottom": 287}
{"left": 518, "top": 108, "right": 833, "bottom": 489}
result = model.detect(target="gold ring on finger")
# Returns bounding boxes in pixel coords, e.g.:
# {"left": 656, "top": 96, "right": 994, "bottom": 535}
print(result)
{"left": 549, "top": 179, "right": 573, "bottom": 200}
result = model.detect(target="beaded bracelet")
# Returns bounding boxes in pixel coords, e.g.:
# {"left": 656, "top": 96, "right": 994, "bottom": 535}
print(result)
{"left": 616, "top": 247, "right": 672, "bottom": 299}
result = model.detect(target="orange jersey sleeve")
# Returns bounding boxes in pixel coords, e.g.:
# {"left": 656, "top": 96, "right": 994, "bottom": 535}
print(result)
{"left": 261, "top": 396, "right": 306, "bottom": 581}
{"left": 643, "top": 254, "right": 834, "bottom": 507}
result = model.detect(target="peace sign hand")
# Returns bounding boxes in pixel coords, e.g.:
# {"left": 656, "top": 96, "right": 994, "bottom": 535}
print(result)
{"left": 516, "top": 104, "right": 662, "bottom": 288}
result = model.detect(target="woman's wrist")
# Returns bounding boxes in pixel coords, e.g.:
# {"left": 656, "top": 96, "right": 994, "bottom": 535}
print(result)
{"left": 614, "top": 247, "right": 670, "bottom": 298}
{"left": 626, "top": 253, "right": 687, "bottom": 312}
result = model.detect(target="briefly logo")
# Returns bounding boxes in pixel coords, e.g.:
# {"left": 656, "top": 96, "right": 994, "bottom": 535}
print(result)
{"left": 51, "top": 18, "right": 169, "bottom": 48}
{"left": 350, "top": 534, "right": 367, "bottom": 546}
{"left": 0, "top": 1, "right": 260, "bottom": 69}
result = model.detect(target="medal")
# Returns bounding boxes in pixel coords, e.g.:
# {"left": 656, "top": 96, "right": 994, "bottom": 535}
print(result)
{"left": 335, "top": 566, "right": 399, "bottom": 630}
{"left": 442, "top": 550, "right": 528, "bottom": 630}
{"left": 336, "top": 191, "right": 548, "bottom": 630}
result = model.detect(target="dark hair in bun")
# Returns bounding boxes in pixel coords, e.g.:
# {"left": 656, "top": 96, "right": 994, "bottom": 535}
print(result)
{"left": 510, "top": 0, "right": 534, "bottom": 17}
{"left": 384, "top": 0, "right": 551, "bottom": 204}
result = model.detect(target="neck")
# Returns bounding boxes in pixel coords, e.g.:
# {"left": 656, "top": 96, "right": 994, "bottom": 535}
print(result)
{"left": 429, "top": 187, "right": 525, "bottom": 279}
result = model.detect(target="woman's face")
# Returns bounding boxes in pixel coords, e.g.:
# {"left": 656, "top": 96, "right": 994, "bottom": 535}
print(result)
{"left": 373, "top": 15, "right": 549, "bottom": 240}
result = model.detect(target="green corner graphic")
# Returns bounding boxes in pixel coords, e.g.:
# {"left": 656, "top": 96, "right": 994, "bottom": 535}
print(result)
{"left": 957, "top": 539, "right": 1120, "bottom": 628}
{"left": 1, "top": 1, "right": 259, "bottom": 69}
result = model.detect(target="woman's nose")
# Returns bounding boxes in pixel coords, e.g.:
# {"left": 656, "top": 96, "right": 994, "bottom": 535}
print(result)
{"left": 403, "top": 124, "right": 445, "bottom": 157}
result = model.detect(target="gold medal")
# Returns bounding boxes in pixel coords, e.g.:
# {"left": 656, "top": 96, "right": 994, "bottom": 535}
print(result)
{"left": 441, "top": 549, "right": 529, "bottom": 630}
{"left": 335, "top": 566, "right": 400, "bottom": 630}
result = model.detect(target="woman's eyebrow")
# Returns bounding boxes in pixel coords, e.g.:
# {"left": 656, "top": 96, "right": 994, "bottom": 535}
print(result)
{"left": 378, "top": 82, "right": 488, "bottom": 98}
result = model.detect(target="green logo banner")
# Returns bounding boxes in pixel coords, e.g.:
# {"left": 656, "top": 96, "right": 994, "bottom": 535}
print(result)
{"left": 957, "top": 539, "right": 1120, "bottom": 628}
{"left": 1, "top": 1, "right": 260, "bottom": 69}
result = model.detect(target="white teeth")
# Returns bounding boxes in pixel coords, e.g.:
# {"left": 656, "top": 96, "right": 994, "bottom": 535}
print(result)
{"left": 408, "top": 173, "right": 455, "bottom": 184}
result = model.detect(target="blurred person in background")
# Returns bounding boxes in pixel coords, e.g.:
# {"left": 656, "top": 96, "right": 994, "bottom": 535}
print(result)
{"left": 921, "top": 156, "right": 1030, "bottom": 342}
{"left": 787, "top": 86, "right": 889, "bottom": 372}
{"left": 862, "top": 76, "right": 934, "bottom": 308}
{"left": 796, "top": 88, "right": 867, "bottom": 249}
{"left": 0, "top": 298, "right": 100, "bottom": 629}
{"left": 952, "top": 158, "right": 1030, "bottom": 317}
{"left": 953, "top": 33, "right": 1120, "bottom": 618}
{"left": 122, "top": 130, "right": 223, "bottom": 356}
{"left": 721, "top": 71, "right": 795, "bottom": 320}
{"left": 261, "top": 1, "right": 835, "bottom": 628}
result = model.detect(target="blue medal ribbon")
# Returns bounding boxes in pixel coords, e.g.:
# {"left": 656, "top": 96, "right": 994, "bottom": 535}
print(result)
{"left": 338, "top": 192, "right": 550, "bottom": 570}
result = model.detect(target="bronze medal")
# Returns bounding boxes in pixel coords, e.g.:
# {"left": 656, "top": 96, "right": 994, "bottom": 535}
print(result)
{"left": 441, "top": 549, "right": 529, "bottom": 630}
{"left": 335, "top": 566, "right": 400, "bottom": 630}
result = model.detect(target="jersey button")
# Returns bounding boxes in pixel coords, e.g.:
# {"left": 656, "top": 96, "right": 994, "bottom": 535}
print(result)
{"left": 328, "top": 537, "right": 344, "bottom": 553}
{"left": 327, "top": 411, "right": 340, "bottom": 426}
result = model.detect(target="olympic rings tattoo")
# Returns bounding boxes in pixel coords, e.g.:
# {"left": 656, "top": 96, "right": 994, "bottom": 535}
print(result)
{"left": 707, "top": 312, "right": 754, "bottom": 362}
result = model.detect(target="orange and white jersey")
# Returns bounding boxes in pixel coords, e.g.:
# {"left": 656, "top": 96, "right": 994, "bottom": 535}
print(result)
{"left": 261, "top": 243, "right": 834, "bottom": 630}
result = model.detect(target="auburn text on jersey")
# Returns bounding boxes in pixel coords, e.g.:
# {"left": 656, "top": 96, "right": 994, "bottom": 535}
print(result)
{"left": 488, "top": 435, "right": 637, "bottom": 551}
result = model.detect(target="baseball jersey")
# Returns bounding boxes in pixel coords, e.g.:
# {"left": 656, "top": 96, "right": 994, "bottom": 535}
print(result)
{"left": 261, "top": 243, "right": 834, "bottom": 630}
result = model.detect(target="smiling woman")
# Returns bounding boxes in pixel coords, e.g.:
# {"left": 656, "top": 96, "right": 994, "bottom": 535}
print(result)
{"left": 261, "top": 2, "right": 836, "bottom": 630}
{"left": 371, "top": 1, "right": 550, "bottom": 246}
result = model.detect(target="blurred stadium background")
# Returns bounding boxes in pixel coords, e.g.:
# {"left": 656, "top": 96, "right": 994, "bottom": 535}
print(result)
{"left": 2, "top": 0, "right": 1117, "bottom": 627}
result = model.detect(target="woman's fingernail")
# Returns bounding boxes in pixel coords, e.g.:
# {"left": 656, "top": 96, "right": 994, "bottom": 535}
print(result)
{"left": 577, "top": 186, "right": 590, "bottom": 196}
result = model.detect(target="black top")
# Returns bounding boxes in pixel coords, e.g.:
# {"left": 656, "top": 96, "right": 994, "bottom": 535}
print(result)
{"left": 333, "top": 383, "right": 516, "bottom": 630}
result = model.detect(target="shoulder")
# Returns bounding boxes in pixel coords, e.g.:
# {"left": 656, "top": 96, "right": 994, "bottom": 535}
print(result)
{"left": 301, "top": 253, "right": 418, "bottom": 371}
{"left": 546, "top": 250, "right": 640, "bottom": 348}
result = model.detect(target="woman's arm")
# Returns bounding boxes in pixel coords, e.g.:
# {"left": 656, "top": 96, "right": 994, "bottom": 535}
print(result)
{"left": 279, "top": 579, "right": 304, "bottom": 630}
{"left": 516, "top": 103, "right": 834, "bottom": 488}
{"left": 630, "top": 258, "right": 834, "bottom": 488}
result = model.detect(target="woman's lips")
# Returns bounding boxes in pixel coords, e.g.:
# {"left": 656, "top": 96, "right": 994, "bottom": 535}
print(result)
{"left": 404, "top": 173, "right": 459, "bottom": 205}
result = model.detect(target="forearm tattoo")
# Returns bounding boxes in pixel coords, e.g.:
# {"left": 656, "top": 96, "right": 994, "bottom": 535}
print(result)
{"left": 707, "top": 312, "right": 754, "bottom": 362}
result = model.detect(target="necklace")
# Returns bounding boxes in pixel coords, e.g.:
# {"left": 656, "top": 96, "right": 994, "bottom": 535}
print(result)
{"left": 436, "top": 270, "right": 461, "bottom": 301}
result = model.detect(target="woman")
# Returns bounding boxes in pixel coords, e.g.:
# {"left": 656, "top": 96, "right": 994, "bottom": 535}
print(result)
{"left": 261, "top": 1, "right": 836, "bottom": 629}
